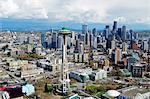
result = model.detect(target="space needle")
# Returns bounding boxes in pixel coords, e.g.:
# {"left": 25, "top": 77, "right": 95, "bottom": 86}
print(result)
{"left": 58, "top": 27, "right": 71, "bottom": 94}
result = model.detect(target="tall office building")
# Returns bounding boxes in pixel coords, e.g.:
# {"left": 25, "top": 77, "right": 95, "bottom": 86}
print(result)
{"left": 103, "top": 29, "right": 106, "bottom": 38}
{"left": 112, "top": 21, "right": 117, "bottom": 34}
{"left": 122, "top": 42, "right": 127, "bottom": 52}
{"left": 27, "top": 36, "right": 33, "bottom": 44}
{"left": 134, "top": 32, "right": 138, "bottom": 40}
{"left": 79, "top": 42, "right": 84, "bottom": 54}
{"left": 121, "top": 26, "right": 127, "bottom": 41}
{"left": 57, "top": 36, "right": 63, "bottom": 50}
{"left": 105, "top": 25, "right": 110, "bottom": 39}
{"left": 106, "top": 25, "right": 110, "bottom": 29}
{"left": 41, "top": 32, "right": 46, "bottom": 48}
{"left": 142, "top": 40, "right": 148, "bottom": 51}
{"left": 129, "top": 30, "right": 133, "bottom": 40}
{"left": 115, "top": 48, "right": 122, "bottom": 64}
{"left": 92, "top": 28, "right": 97, "bottom": 37}
{"left": 148, "top": 53, "right": 150, "bottom": 72}
{"left": 85, "top": 32, "right": 89, "bottom": 45}
{"left": 111, "top": 36, "right": 116, "bottom": 50}
{"left": 75, "top": 34, "right": 78, "bottom": 41}
{"left": 52, "top": 32, "right": 58, "bottom": 48}
{"left": 50, "top": 28, "right": 54, "bottom": 33}
{"left": 89, "top": 33, "right": 93, "bottom": 48}
{"left": 113, "top": 21, "right": 117, "bottom": 30}
{"left": 79, "top": 34, "right": 85, "bottom": 42}
{"left": 93, "top": 37, "right": 97, "bottom": 49}
{"left": 118, "top": 28, "right": 122, "bottom": 38}
{"left": 97, "top": 35, "right": 102, "bottom": 44}
{"left": 111, "top": 50, "right": 116, "bottom": 62}
{"left": 70, "top": 31, "right": 76, "bottom": 46}
{"left": 102, "top": 36, "right": 106, "bottom": 43}
{"left": 130, "top": 30, "right": 133, "bottom": 49}
{"left": 82, "top": 24, "right": 88, "bottom": 34}
{"left": 148, "top": 38, "right": 150, "bottom": 52}
{"left": 126, "top": 31, "right": 129, "bottom": 40}
{"left": 148, "top": 38, "right": 150, "bottom": 71}
{"left": 67, "top": 36, "right": 71, "bottom": 49}
{"left": 75, "top": 39, "right": 80, "bottom": 52}
{"left": 71, "top": 31, "right": 75, "bottom": 40}
{"left": 48, "top": 34, "right": 52, "bottom": 49}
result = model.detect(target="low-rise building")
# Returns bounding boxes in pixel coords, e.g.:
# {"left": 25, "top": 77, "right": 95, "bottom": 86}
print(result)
{"left": 21, "top": 68, "right": 44, "bottom": 78}
{"left": 7, "top": 60, "right": 28, "bottom": 71}
{"left": 69, "top": 68, "right": 107, "bottom": 82}
{"left": 37, "top": 60, "right": 59, "bottom": 72}
{"left": 89, "top": 69, "right": 107, "bottom": 81}
{"left": 119, "top": 69, "right": 131, "bottom": 77}
{"left": 118, "top": 86, "right": 150, "bottom": 99}
{"left": 0, "top": 70, "right": 9, "bottom": 79}
{"left": 131, "top": 63, "right": 145, "bottom": 77}
{"left": 0, "top": 91, "right": 10, "bottom": 99}
{"left": 21, "top": 64, "right": 37, "bottom": 70}
{"left": 69, "top": 72, "right": 90, "bottom": 83}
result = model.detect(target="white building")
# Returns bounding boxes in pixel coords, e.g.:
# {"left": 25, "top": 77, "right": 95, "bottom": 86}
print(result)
{"left": 21, "top": 68, "right": 44, "bottom": 78}
{"left": 69, "top": 68, "right": 107, "bottom": 82}
{"left": 89, "top": 69, "right": 107, "bottom": 81}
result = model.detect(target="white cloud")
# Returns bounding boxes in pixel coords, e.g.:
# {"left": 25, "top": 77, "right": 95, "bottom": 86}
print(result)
{"left": 136, "top": 17, "right": 150, "bottom": 24}
{"left": 0, "top": 0, "right": 19, "bottom": 18}
{"left": 0, "top": 0, "right": 149, "bottom": 24}
{"left": 0, "top": 0, "right": 48, "bottom": 19}
{"left": 15, "top": 0, "right": 48, "bottom": 19}
{"left": 113, "top": 17, "right": 126, "bottom": 23}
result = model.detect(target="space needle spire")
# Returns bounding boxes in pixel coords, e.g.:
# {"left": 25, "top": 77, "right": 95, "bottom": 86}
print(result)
{"left": 58, "top": 27, "right": 71, "bottom": 94}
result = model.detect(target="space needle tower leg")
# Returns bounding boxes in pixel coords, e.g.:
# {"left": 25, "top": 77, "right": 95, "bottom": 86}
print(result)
{"left": 59, "top": 28, "right": 71, "bottom": 94}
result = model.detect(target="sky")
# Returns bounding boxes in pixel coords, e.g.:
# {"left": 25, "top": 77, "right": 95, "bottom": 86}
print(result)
{"left": 0, "top": 0, "right": 150, "bottom": 25}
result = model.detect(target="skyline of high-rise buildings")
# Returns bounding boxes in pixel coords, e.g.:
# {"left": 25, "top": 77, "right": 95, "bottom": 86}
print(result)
{"left": 0, "top": 20, "right": 150, "bottom": 98}
{"left": 0, "top": 0, "right": 150, "bottom": 98}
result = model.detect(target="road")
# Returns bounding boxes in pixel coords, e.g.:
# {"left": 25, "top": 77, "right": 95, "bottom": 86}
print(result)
{"left": 78, "top": 89, "right": 100, "bottom": 99}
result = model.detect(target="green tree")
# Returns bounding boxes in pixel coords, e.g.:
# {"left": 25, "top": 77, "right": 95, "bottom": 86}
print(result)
{"left": 97, "top": 85, "right": 106, "bottom": 92}
{"left": 95, "top": 92, "right": 105, "bottom": 97}
{"left": 44, "top": 83, "right": 48, "bottom": 92}
{"left": 86, "top": 86, "right": 97, "bottom": 94}
{"left": 44, "top": 83, "right": 53, "bottom": 93}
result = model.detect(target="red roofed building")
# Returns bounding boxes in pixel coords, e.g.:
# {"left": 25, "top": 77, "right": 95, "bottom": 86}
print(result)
{"left": 0, "top": 85, "right": 23, "bottom": 98}
{"left": 132, "top": 43, "right": 140, "bottom": 50}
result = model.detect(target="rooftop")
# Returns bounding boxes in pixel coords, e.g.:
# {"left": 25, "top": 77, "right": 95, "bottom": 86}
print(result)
{"left": 119, "top": 86, "right": 149, "bottom": 98}
{"left": 59, "top": 27, "right": 71, "bottom": 35}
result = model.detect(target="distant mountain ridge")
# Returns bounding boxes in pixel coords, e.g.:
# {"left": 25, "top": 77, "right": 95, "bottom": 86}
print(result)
{"left": 0, "top": 18, "right": 149, "bottom": 32}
